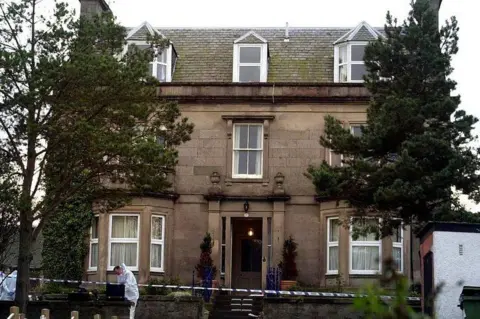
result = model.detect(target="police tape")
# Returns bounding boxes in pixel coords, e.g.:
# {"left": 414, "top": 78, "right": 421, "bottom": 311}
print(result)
{"left": 28, "top": 277, "right": 421, "bottom": 301}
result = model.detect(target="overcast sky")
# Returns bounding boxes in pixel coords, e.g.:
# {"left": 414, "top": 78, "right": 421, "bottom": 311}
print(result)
{"left": 41, "top": 0, "right": 478, "bottom": 211}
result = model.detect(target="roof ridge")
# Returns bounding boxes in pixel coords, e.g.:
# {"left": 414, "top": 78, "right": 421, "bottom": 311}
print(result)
{"left": 125, "top": 26, "right": 375, "bottom": 30}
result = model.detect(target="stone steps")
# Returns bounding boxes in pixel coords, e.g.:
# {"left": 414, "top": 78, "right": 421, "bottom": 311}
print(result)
{"left": 210, "top": 295, "right": 263, "bottom": 319}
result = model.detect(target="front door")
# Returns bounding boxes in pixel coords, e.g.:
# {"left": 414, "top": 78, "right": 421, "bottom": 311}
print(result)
{"left": 232, "top": 219, "right": 263, "bottom": 290}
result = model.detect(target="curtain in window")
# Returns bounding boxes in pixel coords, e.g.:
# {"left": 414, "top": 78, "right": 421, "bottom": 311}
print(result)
{"left": 352, "top": 246, "right": 379, "bottom": 270}
{"left": 90, "top": 243, "right": 98, "bottom": 268}
{"left": 111, "top": 243, "right": 137, "bottom": 267}
{"left": 329, "top": 246, "right": 339, "bottom": 271}
{"left": 110, "top": 216, "right": 138, "bottom": 267}
{"left": 151, "top": 244, "right": 163, "bottom": 268}
{"left": 393, "top": 247, "right": 402, "bottom": 271}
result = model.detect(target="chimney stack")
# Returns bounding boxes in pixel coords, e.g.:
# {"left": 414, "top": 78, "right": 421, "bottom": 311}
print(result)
{"left": 284, "top": 22, "right": 289, "bottom": 42}
{"left": 79, "top": 0, "right": 111, "bottom": 17}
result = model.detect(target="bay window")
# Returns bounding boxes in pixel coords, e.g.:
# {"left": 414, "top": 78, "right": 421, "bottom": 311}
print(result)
{"left": 232, "top": 124, "right": 263, "bottom": 178}
{"left": 89, "top": 215, "right": 99, "bottom": 270}
{"left": 109, "top": 215, "right": 139, "bottom": 270}
{"left": 151, "top": 215, "right": 165, "bottom": 272}
{"left": 350, "top": 218, "right": 381, "bottom": 274}
{"left": 327, "top": 217, "right": 340, "bottom": 274}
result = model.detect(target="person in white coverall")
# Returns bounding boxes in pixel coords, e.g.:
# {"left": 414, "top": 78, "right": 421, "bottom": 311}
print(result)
{"left": 0, "top": 270, "right": 17, "bottom": 301}
{"left": 114, "top": 264, "right": 139, "bottom": 319}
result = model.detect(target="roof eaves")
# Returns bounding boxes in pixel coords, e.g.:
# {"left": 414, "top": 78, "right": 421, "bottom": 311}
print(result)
{"left": 126, "top": 21, "right": 165, "bottom": 40}
{"left": 333, "top": 21, "right": 383, "bottom": 45}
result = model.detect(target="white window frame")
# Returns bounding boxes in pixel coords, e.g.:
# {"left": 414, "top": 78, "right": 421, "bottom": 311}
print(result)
{"left": 392, "top": 224, "right": 404, "bottom": 273}
{"left": 340, "top": 124, "right": 364, "bottom": 167}
{"left": 150, "top": 215, "right": 166, "bottom": 273}
{"left": 349, "top": 217, "right": 382, "bottom": 275}
{"left": 233, "top": 43, "right": 268, "bottom": 83}
{"left": 232, "top": 123, "right": 264, "bottom": 179}
{"left": 122, "top": 40, "right": 174, "bottom": 82}
{"left": 334, "top": 41, "right": 368, "bottom": 83}
{"left": 326, "top": 217, "right": 340, "bottom": 275}
{"left": 89, "top": 215, "right": 99, "bottom": 271}
{"left": 108, "top": 214, "right": 140, "bottom": 271}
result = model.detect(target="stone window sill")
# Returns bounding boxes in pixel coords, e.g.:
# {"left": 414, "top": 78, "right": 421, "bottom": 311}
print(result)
{"left": 225, "top": 177, "right": 269, "bottom": 186}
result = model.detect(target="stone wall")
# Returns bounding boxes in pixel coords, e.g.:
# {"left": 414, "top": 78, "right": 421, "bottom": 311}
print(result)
{"left": 137, "top": 296, "right": 204, "bottom": 319}
{"left": 0, "top": 296, "right": 204, "bottom": 319}
{"left": 263, "top": 297, "right": 422, "bottom": 319}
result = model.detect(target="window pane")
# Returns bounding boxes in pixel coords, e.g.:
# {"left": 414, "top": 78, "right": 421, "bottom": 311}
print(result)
{"left": 111, "top": 216, "right": 138, "bottom": 238}
{"left": 91, "top": 216, "right": 99, "bottom": 239}
{"left": 234, "top": 125, "right": 249, "bottom": 148}
{"left": 352, "top": 219, "right": 378, "bottom": 241}
{"left": 248, "top": 125, "right": 262, "bottom": 149}
{"left": 234, "top": 150, "right": 248, "bottom": 174}
{"left": 90, "top": 243, "right": 98, "bottom": 268}
{"left": 111, "top": 243, "right": 137, "bottom": 267}
{"left": 247, "top": 150, "right": 262, "bottom": 175}
{"left": 239, "top": 47, "right": 261, "bottom": 63}
{"left": 152, "top": 217, "right": 163, "bottom": 240}
{"left": 393, "top": 225, "right": 402, "bottom": 243}
{"left": 351, "top": 64, "right": 367, "bottom": 81}
{"left": 156, "top": 64, "right": 166, "bottom": 82}
{"left": 239, "top": 66, "right": 261, "bottom": 82}
{"left": 393, "top": 247, "right": 402, "bottom": 271}
{"left": 339, "top": 46, "right": 347, "bottom": 64}
{"left": 155, "top": 49, "right": 167, "bottom": 63}
{"left": 150, "top": 243, "right": 163, "bottom": 268}
{"left": 328, "top": 246, "right": 339, "bottom": 271}
{"left": 339, "top": 65, "right": 347, "bottom": 82}
{"left": 157, "top": 136, "right": 165, "bottom": 146}
{"left": 351, "top": 45, "right": 366, "bottom": 62}
{"left": 352, "top": 246, "right": 380, "bottom": 271}
{"left": 351, "top": 126, "right": 362, "bottom": 137}
{"left": 329, "top": 219, "right": 339, "bottom": 242}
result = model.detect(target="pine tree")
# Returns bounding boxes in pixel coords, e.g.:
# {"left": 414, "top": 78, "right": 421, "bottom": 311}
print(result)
{"left": 307, "top": 0, "right": 480, "bottom": 236}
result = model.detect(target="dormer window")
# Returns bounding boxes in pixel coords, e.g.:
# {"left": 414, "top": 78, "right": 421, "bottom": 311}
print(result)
{"left": 124, "top": 21, "right": 177, "bottom": 83}
{"left": 333, "top": 21, "right": 383, "bottom": 83}
{"left": 233, "top": 31, "right": 268, "bottom": 83}
{"left": 149, "top": 48, "right": 168, "bottom": 82}
{"left": 337, "top": 43, "right": 367, "bottom": 82}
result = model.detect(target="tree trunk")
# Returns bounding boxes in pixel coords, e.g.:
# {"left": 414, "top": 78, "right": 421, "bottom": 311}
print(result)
{"left": 15, "top": 209, "right": 33, "bottom": 313}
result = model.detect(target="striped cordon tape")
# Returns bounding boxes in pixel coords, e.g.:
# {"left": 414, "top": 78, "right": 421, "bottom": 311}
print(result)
{"left": 29, "top": 277, "right": 420, "bottom": 301}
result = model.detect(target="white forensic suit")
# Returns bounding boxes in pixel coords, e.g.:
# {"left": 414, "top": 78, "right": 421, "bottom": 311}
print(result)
{"left": 117, "top": 264, "right": 139, "bottom": 319}
{"left": 0, "top": 270, "right": 17, "bottom": 301}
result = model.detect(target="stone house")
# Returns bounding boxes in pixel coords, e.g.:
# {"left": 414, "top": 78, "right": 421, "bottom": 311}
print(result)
{"left": 80, "top": 0, "right": 434, "bottom": 289}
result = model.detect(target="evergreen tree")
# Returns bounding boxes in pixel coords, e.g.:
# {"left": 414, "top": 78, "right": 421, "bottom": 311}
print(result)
{"left": 0, "top": 0, "right": 193, "bottom": 309}
{"left": 307, "top": 0, "right": 480, "bottom": 236}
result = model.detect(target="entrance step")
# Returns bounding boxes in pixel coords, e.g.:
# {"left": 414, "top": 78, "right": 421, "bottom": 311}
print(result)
{"left": 209, "top": 295, "right": 263, "bottom": 319}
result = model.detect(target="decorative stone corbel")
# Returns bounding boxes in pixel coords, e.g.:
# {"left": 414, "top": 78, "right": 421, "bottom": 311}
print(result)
{"left": 208, "top": 171, "right": 223, "bottom": 195}
{"left": 273, "top": 172, "right": 285, "bottom": 195}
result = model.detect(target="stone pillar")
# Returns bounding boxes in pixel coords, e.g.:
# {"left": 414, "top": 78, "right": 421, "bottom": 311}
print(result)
{"left": 98, "top": 212, "right": 108, "bottom": 281}
{"left": 225, "top": 217, "right": 232, "bottom": 287}
{"left": 139, "top": 207, "right": 152, "bottom": 284}
{"left": 272, "top": 201, "right": 285, "bottom": 266}
{"left": 262, "top": 217, "right": 268, "bottom": 289}
{"left": 208, "top": 200, "right": 221, "bottom": 280}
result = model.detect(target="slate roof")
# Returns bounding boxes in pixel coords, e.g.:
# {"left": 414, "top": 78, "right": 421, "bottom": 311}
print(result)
{"left": 126, "top": 25, "right": 384, "bottom": 83}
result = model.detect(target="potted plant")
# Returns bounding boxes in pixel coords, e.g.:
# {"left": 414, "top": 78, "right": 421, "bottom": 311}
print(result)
{"left": 195, "top": 232, "right": 218, "bottom": 300}
{"left": 279, "top": 236, "right": 298, "bottom": 290}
